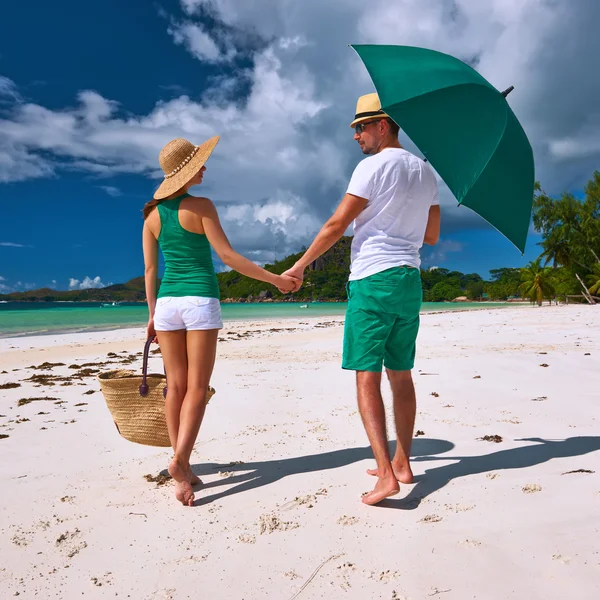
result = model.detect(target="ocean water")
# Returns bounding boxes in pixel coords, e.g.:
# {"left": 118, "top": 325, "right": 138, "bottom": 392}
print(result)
{"left": 0, "top": 301, "right": 510, "bottom": 338}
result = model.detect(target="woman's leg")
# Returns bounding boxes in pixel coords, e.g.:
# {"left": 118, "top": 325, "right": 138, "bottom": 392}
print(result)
{"left": 155, "top": 330, "right": 188, "bottom": 451}
{"left": 168, "top": 329, "right": 218, "bottom": 506}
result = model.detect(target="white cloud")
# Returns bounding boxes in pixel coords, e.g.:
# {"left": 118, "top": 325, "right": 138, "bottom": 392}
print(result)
{"left": 422, "top": 239, "right": 465, "bottom": 265}
{"left": 0, "top": 75, "right": 21, "bottom": 102}
{"left": 98, "top": 185, "right": 123, "bottom": 197}
{"left": 168, "top": 21, "right": 236, "bottom": 63}
{"left": 1, "top": 0, "right": 599, "bottom": 259}
{"left": 0, "top": 242, "right": 32, "bottom": 248}
{"left": 0, "top": 280, "right": 36, "bottom": 292}
{"left": 68, "top": 276, "right": 110, "bottom": 290}
{"left": 0, "top": 275, "right": 4, "bottom": 281}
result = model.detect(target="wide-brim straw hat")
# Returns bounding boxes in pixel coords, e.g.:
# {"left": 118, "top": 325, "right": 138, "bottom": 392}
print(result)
{"left": 154, "top": 135, "right": 220, "bottom": 200}
{"left": 349, "top": 92, "right": 391, "bottom": 128}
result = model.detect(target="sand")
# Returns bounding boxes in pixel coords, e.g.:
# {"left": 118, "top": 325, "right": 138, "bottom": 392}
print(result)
{"left": 0, "top": 306, "right": 598, "bottom": 599}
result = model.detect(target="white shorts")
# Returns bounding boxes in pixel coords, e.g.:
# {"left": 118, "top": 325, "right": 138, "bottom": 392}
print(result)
{"left": 154, "top": 296, "right": 223, "bottom": 331}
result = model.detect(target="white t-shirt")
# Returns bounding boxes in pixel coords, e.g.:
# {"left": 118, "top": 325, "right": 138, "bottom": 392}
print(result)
{"left": 346, "top": 147, "right": 439, "bottom": 280}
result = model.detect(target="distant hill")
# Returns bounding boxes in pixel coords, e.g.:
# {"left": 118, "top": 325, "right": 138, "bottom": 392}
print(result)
{"left": 0, "top": 238, "right": 353, "bottom": 303}
{"left": 0, "top": 237, "right": 519, "bottom": 303}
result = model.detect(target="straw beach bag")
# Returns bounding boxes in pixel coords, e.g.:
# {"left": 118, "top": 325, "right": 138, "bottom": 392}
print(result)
{"left": 98, "top": 337, "right": 215, "bottom": 447}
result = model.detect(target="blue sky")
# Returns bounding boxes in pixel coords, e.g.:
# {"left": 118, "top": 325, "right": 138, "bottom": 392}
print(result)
{"left": 1, "top": 0, "right": 599, "bottom": 292}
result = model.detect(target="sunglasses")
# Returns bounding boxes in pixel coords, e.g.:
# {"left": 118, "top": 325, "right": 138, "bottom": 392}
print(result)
{"left": 354, "top": 119, "right": 382, "bottom": 134}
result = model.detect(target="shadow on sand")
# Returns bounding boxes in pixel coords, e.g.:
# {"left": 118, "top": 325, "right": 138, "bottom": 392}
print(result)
{"left": 182, "top": 435, "right": 600, "bottom": 508}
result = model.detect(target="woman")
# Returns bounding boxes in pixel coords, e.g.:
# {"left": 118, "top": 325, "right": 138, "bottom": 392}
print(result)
{"left": 142, "top": 136, "right": 297, "bottom": 506}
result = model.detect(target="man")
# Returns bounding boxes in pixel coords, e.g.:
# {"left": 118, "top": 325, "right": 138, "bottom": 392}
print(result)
{"left": 283, "top": 93, "right": 440, "bottom": 505}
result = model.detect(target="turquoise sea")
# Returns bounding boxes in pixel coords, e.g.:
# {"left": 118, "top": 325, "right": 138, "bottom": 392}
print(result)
{"left": 0, "top": 301, "right": 511, "bottom": 338}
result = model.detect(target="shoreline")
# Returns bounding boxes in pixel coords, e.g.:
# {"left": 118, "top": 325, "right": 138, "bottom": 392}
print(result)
{"left": 0, "top": 302, "right": 527, "bottom": 340}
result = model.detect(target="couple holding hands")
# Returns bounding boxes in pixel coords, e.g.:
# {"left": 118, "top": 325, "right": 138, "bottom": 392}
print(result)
{"left": 142, "top": 93, "right": 440, "bottom": 506}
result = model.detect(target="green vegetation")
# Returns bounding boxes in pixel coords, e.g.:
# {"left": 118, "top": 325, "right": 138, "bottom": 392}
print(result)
{"left": 519, "top": 259, "right": 556, "bottom": 306}
{"left": 2, "top": 171, "right": 598, "bottom": 305}
{"left": 531, "top": 170, "right": 600, "bottom": 304}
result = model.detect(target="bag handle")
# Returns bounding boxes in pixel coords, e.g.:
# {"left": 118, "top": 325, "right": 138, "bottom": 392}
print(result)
{"left": 139, "top": 337, "right": 167, "bottom": 398}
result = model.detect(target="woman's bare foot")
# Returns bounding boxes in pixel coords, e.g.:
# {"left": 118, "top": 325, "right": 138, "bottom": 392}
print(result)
{"left": 168, "top": 458, "right": 188, "bottom": 483}
{"left": 187, "top": 467, "right": 202, "bottom": 487}
{"left": 169, "top": 459, "right": 196, "bottom": 506}
{"left": 367, "top": 463, "right": 414, "bottom": 484}
{"left": 361, "top": 475, "right": 400, "bottom": 506}
{"left": 174, "top": 481, "right": 195, "bottom": 506}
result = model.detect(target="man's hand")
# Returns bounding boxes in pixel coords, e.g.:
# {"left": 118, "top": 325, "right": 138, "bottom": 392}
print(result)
{"left": 276, "top": 274, "right": 301, "bottom": 293}
{"left": 281, "top": 264, "right": 305, "bottom": 293}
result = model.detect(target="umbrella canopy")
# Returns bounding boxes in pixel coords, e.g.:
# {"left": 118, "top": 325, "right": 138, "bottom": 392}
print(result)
{"left": 351, "top": 44, "right": 535, "bottom": 253}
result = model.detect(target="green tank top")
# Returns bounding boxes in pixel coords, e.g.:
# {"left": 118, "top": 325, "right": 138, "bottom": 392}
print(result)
{"left": 156, "top": 194, "right": 220, "bottom": 299}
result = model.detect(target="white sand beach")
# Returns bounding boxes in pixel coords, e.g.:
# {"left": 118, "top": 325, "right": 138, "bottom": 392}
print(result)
{"left": 1, "top": 305, "right": 599, "bottom": 599}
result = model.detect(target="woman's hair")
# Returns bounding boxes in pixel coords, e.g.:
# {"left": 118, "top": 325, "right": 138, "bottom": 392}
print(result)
{"left": 142, "top": 198, "right": 163, "bottom": 220}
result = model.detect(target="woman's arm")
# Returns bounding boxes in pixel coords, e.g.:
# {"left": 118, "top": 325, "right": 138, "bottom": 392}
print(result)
{"left": 201, "top": 200, "right": 297, "bottom": 291}
{"left": 142, "top": 222, "right": 159, "bottom": 338}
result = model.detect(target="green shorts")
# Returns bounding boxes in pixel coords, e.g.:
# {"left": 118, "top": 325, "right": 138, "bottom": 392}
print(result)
{"left": 342, "top": 266, "right": 422, "bottom": 372}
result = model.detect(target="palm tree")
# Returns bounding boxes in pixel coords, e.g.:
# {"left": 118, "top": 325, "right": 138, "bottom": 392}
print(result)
{"left": 520, "top": 259, "right": 556, "bottom": 306}
{"left": 586, "top": 263, "right": 600, "bottom": 296}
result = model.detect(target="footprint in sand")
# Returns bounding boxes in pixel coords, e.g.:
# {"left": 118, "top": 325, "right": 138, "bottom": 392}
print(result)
{"left": 55, "top": 528, "right": 87, "bottom": 558}
{"left": 444, "top": 503, "right": 475, "bottom": 513}
{"left": 337, "top": 516, "right": 359, "bottom": 526}
{"left": 420, "top": 514, "right": 442, "bottom": 523}
{"left": 284, "top": 570, "right": 301, "bottom": 580}
{"left": 238, "top": 534, "right": 256, "bottom": 544}
{"left": 258, "top": 514, "right": 299, "bottom": 535}
{"left": 91, "top": 573, "right": 113, "bottom": 587}
{"left": 552, "top": 554, "right": 572, "bottom": 565}
{"left": 369, "top": 570, "right": 401, "bottom": 583}
{"left": 522, "top": 484, "right": 542, "bottom": 494}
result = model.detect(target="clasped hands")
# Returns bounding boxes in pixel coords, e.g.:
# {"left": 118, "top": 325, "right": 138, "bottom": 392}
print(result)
{"left": 276, "top": 264, "right": 305, "bottom": 294}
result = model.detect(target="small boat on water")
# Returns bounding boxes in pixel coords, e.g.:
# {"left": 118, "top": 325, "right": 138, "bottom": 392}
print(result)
{"left": 101, "top": 302, "right": 122, "bottom": 307}
{"left": 299, "top": 304, "right": 309, "bottom": 309}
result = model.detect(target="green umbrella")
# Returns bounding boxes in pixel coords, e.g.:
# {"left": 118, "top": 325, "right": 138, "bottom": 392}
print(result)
{"left": 351, "top": 44, "right": 535, "bottom": 253}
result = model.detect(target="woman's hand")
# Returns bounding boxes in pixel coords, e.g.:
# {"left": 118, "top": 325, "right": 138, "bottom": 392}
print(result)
{"left": 147, "top": 319, "right": 158, "bottom": 343}
{"left": 280, "top": 264, "right": 305, "bottom": 292}
{"left": 276, "top": 274, "right": 301, "bottom": 293}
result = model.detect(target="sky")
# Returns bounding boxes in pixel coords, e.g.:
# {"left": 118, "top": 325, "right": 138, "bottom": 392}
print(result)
{"left": 1, "top": 0, "right": 599, "bottom": 293}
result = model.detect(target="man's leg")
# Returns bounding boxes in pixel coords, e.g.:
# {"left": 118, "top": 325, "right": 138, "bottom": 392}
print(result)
{"left": 365, "top": 369, "right": 416, "bottom": 483}
{"left": 387, "top": 369, "right": 416, "bottom": 483}
{"left": 367, "top": 269, "right": 421, "bottom": 484}
{"left": 357, "top": 370, "right": 400, "bottom": 505}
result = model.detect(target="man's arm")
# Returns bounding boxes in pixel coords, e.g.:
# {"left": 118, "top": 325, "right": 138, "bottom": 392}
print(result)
{"left": 282, "top": 193, "right": 368, "bottom": 289}
{"left": 423, "top": 205, "right": 441, "bottom": 245}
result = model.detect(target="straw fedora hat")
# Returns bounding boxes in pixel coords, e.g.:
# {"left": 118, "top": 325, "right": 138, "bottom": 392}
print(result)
{"left": 349, "top": 93, "right": 391, "bottom": 128}
{"left": 154, "top": 136, "right": 220, "bottom": 200}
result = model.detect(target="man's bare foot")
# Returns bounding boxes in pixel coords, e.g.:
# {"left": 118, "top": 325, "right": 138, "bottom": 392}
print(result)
{"left": 174, "top": 481, "right": 195, "bottom": 506}
{"left": 367, "top": 464, "right": 414, "bottom": 484}
{"left": 361, "top": 476, "right": 400, "bottom": 506}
